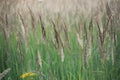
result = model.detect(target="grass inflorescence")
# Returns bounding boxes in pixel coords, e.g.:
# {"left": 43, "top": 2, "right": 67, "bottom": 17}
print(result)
{"left": 0, "top": 0, "right": 120, "bottom": 80}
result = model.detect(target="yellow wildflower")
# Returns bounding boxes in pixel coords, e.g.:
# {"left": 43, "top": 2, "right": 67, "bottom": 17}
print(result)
{"left": 20, "top": 72, "right": 36, "bottom": 79}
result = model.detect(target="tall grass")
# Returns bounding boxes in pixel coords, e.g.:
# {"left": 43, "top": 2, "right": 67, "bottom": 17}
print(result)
{"left": 0, "top": 0, "right": 120, "bottom": 80}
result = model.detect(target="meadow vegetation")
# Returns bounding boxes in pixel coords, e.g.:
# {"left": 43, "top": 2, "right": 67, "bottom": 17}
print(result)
{"left": 0, "top": 0, "right": 120, "bottom": 80}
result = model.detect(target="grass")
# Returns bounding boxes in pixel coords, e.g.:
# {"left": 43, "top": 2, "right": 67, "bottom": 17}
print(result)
{"left": 0, "top": 3, "right": 120, "bottom": 80}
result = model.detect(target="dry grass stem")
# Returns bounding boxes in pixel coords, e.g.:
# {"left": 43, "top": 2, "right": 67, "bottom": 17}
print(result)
{"left": 36, "top": 50, "right": 42, "bottom": 68}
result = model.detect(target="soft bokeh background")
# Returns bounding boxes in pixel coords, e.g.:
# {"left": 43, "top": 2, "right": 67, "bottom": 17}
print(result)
{"left": 0, "top": 0, "right": 120, "bottom": 80}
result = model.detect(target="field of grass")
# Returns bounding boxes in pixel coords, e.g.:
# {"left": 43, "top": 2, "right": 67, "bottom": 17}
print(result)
{"left": 0, "top": 1, "right": 120, "bottom": 80}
